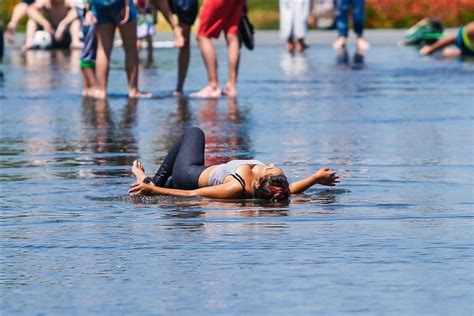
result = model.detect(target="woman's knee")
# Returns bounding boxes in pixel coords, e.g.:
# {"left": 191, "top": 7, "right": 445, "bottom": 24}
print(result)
{"left": 185, "top": 126, "right": 204, "bottom": 138}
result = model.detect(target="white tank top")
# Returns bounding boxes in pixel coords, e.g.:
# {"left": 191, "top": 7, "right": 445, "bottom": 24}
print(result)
{"left": 208, "top": 160, "right": 264, "bottom": 186}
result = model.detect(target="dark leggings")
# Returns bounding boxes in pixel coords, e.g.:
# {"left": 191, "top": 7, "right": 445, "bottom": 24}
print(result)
{"left": 144, "top": 127, "right": 207, "bottom": 190}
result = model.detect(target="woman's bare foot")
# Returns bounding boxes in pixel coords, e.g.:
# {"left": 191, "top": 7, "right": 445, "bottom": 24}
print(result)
{"left": 82, "top": 88, "right": 100, "bottom": 98}
{"left": 96, "top": 89, "right": 107, "bottom": 100}
{"left": 132, "top": 160, "right": 148, "bottom": 182}
{"left": 128, "top": 90, "right": 152, "bottom": 99}
{"left": 356, "top": 37, "right": 370, "bottom": 51}
{"left": 222, "top": 84, "right": 237, "bottom": 98}
{"left": 332, "top": 36, "right": 347, "bottom": 50}
{"left": 287, "top": 40, "right": 295, "bottom": 52}
{"left": 295, "top": 39, "right": 308, "bottom": 52}
{"left": 190, "top": 85, "right": 221, "bottom": 98}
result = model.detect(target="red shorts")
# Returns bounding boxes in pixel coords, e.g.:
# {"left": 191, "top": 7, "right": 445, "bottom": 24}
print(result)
{"left": 197, "top": 0, "right": 244, "bottom": 38}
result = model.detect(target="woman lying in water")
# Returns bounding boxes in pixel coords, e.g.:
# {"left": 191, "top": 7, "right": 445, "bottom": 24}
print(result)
{"left": 129, "top": 127, "right": 339, "bottom": 201}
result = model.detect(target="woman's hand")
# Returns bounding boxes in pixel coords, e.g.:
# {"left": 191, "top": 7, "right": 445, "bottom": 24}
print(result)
{"left": 84, "top": 10, "right": 97, "bottom": 26}
{"left": 120, "top": 5, "right": 130, "bottom": 25}
{"left": 129, "top": 182, "right": 155, "bottom": 195}
{"left": 419, "top": 45, "right": 433, "bottom": 56}
{"left": 315, "top": 168, "right": 339, "bottom": 186}
{"left": 173, "top": 26, "right": 185, "bottom": 48}
{"left": 55, "top": 23, "right": 66, "bottom": 41}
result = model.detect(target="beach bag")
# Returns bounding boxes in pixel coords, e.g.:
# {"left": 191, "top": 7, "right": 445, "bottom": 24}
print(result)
{"left": 239, "top": 14, "right": 255, "bottom": 50}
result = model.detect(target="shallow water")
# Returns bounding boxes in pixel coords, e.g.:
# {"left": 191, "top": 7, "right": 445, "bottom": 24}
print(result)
{"left": 1, "top": 44, "right": 474, "bottom": 315}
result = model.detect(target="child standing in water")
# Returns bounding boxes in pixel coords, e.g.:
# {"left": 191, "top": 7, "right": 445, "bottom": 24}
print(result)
{"left": 76, "top": 0, "right": 98, "bottom": 97}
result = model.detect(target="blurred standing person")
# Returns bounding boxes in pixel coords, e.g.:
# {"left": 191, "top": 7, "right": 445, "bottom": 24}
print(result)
{"left": 135, "top": 0, "right": 156, "bottom": 64}
{"left": 137, "top": 0, "right": 185, "bottom": 65}
{"left": 168, "top": 0, "right": 199, "bottom": 96}
{"left": 89, "top": 0, "right": 151, "bottom": 99}
{"left": 190, "top": 0, "right": 244, "bottom": 98}
{"left": 279, "top": 0, "right": 311, "bottom": 53}
{"left": 332, "top": 0, "right": 369, "bottom": 51}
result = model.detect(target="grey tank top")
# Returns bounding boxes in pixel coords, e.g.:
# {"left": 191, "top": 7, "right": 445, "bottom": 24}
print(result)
{"left": 208, "top": 160, "right": 265, "bottom": 186}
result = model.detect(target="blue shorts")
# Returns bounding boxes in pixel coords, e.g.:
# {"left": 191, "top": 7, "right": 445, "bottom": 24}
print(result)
{"left": 168, "top": 0, "right": 198, "bottom": 26}
{"left": 92, "top": 0, "right": 137, "bottom": 25}
{"left": 22, "top": 0, "right": 35, "bottom": 5}
{"left": 455, "top": 27, "right": 474, "bottom": 57}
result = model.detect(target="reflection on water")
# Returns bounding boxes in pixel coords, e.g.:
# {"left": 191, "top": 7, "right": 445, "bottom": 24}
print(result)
{"left": 335, "top": 46, "right": 365, "bottom": 69}
{"left": 1, "top": 44, "right": 474, "bottom": 315}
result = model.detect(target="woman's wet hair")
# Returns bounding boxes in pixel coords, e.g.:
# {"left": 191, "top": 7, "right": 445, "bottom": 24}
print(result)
{"left": 254, "top": 175, "right": 290, "bottom": 201}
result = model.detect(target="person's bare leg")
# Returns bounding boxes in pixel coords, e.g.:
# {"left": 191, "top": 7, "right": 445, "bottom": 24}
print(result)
{"left": 190, "top": 35, "right": 221, "bottom": 98}
{"left": 132, "top": 160, "right": 148, "bottom": 182}
{"left": 22, "top": 18, "right": 37, "bottom": 52}
{"left": 6, "top": 2, "right": 29, "bottom": 43}
{"left": 136, "top": 38, "right": 142, "bottom": 61}
{"left": 82, "top": 67, "right": 99, "bottom": 97}
{"left": 119, "top": 21, "right": 151, "bottom": 98}
{"left": 95, "top": 23, "right": 115, "bottom": 99}
{"left": 146, "top": 35, "right": 153, "bottom": 64}
{"left": 69, "top": 19, "right": 83, "bottom": 49}
{"left": 223, "top": 33, "right": 239, "bottom": 98}
{"left": 174, "top": 23, "right": 191, "bottom": 96}
{"left": 442, "top": 47, "right": 462, "bottom": 57}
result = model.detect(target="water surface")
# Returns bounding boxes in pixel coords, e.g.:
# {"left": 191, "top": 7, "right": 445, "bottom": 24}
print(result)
{"left": 1, "top": 44, "right": 474, "bottom": 315}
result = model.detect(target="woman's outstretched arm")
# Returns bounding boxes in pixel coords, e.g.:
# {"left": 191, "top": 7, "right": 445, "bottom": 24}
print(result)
{"left": 419, "top": 34, "right": 456, "bottom": 55}
{"left": 289, "top": 168, "right": 339, "bottom": 194}
{"left": 129, "top": 181, "right": 244, "bottom": 199}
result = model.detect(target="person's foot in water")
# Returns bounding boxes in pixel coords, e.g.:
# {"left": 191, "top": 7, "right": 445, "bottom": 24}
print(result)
{"left": 356, "top": 36, "right": 370, "bottom": 51}
{"left": 132, "top": 160, "right": 148, "bottom": 183}
{"left": 222, "top": 83, "right": 237, "bottom": 98}
{"left": 128, "top": 89, "right": 152, "bottom": 99}
{"left": 295, "top": 38, "right": 309, "bottom": 52}
{"left": 190, "top": 85, "right": 222, "bottom": 98}
{"left": 332, "top": 36, "right": 347, "bottom": 50}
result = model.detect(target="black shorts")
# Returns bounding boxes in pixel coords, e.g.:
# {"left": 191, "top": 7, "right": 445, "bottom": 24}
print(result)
{"left": 22, "top": 0, "right": 35, "bottom": 5}
{"left": 168, "top": 0, "right": 198, "bottom": 26}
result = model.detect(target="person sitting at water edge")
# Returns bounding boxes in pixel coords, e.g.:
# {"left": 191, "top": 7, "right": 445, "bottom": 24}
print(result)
{"left": 129, "top": 127, "right": 340, "bottom": 200}
{"left": 23, "top": 0, "right": 83, "bottom": 51}
{"left": 419, "top": 22, "right": 474, "bottom": 57}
